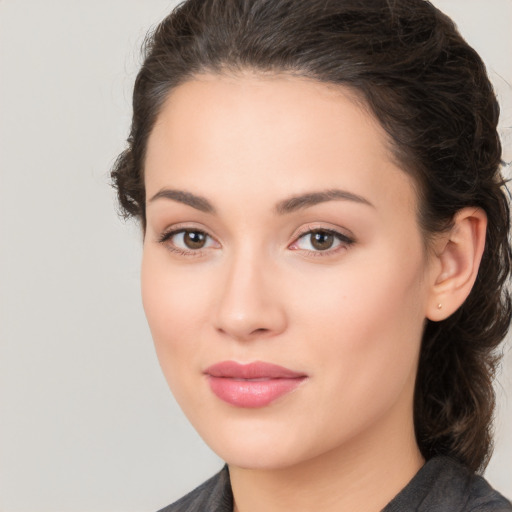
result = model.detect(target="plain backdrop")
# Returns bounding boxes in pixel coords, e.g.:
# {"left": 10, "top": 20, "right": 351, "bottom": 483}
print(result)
{"left": 0, "top": 1, "right": 511, "bottom": 511}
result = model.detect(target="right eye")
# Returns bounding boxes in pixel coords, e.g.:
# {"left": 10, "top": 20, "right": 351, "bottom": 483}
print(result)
{"left": 159, "top": 228, "right": 219, "bottom": 254}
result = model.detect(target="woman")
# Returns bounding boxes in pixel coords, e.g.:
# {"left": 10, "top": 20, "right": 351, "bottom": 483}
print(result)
{"left": 111, "top": 0, "right": 512, "bottom": 510}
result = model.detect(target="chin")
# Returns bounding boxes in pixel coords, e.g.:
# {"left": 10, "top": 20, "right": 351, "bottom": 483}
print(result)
{"left": 220, "top": 446, "right": 307, "bottom": 471}
{"left": 202, "top": 431, "right": 293, "bottom": 469}
{"left": 196, "top": 420, "right": 327, "bottom": 471}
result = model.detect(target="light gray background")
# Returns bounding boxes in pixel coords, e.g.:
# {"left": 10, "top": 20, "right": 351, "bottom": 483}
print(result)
{"left": 0, "top": 1, "right": 511, "bottom": 511}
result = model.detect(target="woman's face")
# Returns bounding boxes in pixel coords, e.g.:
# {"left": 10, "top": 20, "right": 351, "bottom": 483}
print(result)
{"left": 142, "top": 74, "right": 436, "bottom": 469}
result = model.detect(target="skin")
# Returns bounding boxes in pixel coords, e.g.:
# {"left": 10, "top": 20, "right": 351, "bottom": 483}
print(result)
{"left": 141, "top": 73, "right": 486, "bottom": 512}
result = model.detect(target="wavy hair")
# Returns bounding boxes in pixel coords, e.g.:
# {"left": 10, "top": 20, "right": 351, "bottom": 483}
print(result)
{"left": 111, "top": 0, "right": 512, "bottom": 472}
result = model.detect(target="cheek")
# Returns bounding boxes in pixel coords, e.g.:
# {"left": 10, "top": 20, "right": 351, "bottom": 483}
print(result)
{"left": 294, "top": 249, "right": 424, "bottom": 333}
{"left": 140, "top": 250, "right": 212, "bottom": 373}
{"left": 292, "top": 249, "right": 427, "bottom": 401}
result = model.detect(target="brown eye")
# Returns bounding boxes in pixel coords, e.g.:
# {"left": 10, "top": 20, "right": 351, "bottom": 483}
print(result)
{"left": 183, "top": 230, "right": 207, "bottom": 249}
{"left": 310, "top": 230, "right": 335, "bottom": 250}
{"left": 159, "top": 228, "right": 217, "bottom": 253}
{"left": 290, "top": 227, "right": 354, "bottom": 254}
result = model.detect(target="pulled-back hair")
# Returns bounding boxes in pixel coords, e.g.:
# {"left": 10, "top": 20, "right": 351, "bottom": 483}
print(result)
{"left": 111, "top": 0, "right": 512, "bottom": 472}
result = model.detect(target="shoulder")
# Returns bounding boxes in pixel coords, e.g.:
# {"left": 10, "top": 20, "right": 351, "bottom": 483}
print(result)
{"left": 465, "top": 472, "right": 512, "bottom": 512}
{"left": 384, "top": 456, "right": 512, "bottom": 512}
{"left": 436, "top": 457, "right": 511, "bottom": 512}
{"left": 156, "top": 466, "right": 233, "bottom": 512}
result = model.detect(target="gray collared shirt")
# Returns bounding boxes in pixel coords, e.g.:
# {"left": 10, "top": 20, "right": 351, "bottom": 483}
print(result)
{"left": 158, "top": 456, "right": 512, "bottom": 512}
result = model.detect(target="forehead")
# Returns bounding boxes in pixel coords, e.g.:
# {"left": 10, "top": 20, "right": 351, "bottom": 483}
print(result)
{"left": 144, "top": 73, "right": 418, "bottom": 218}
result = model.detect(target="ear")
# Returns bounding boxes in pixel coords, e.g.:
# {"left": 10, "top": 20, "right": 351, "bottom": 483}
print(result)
{"left": 426, "top": 207, "right": 487, "bottom": 321}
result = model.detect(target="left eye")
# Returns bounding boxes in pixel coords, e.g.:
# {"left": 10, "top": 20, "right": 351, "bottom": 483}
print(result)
{"left": 292, "top": 229, "right": 349, "bottom": 252}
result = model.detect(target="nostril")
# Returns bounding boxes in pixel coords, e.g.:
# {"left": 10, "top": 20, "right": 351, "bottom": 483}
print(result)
{"left": 252, "top": 328, "right": 269, "bottom": 335}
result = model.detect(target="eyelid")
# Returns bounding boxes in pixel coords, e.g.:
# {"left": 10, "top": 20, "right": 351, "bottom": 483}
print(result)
{"left": 291, "top": 223, "right": 355, "bottom": 243}
{"left": 157, "top": 221, "right": 214, "bottom": 240}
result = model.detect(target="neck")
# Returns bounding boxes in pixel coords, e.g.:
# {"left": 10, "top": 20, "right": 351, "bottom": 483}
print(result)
{"left": 229, "top": 405, "right": 423, "bottom": 512}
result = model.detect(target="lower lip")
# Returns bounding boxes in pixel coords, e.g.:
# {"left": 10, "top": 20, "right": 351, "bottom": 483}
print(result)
{"left": 207, "top": 376, "right": 306, "bottom": 408}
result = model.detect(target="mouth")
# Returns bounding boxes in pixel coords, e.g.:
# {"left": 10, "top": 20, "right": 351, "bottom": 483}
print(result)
{"left": 204, "top": 361, "right": 308, "bottom": 408}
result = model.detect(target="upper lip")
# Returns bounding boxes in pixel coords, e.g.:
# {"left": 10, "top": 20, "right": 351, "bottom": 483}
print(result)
{"left": 204, "top": 361, "right": 306, "bottom": 379}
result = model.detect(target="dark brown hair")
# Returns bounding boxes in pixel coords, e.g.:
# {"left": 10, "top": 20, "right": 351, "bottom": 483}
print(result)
{"left": 111, "top": 0, "right": 512, "bottom": 472}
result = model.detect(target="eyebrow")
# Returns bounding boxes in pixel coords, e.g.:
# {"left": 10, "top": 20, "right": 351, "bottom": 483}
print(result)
{"left": 275, "top": 189, "right": 374, "bottom": 214}
{"left": 149, "top": 189, "right": 215, "bottom": 213}
{"left": 148, "top": 187, "right": 373, "bottom": 215}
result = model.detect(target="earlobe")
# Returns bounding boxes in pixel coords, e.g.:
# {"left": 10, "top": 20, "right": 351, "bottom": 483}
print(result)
{"left": 426, "top": 208, "right": 487, "bottom": 321}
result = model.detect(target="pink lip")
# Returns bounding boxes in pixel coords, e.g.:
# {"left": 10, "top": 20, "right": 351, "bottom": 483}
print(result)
{"left": 204, "top": 361, "right": 307, "bottom": 408}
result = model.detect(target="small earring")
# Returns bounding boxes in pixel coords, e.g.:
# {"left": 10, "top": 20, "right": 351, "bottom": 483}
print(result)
{"left": 437, "top": 303, "right": 443, "bottom": 310}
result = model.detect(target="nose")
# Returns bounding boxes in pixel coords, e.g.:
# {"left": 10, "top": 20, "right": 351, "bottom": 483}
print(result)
{"left": 214, "top": 250, "right": 288, "bottom": 341}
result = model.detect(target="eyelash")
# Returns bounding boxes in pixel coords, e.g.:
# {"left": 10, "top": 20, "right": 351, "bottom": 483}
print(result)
{"left": 157, "top": 226, "right": 355, "bottom": 258}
